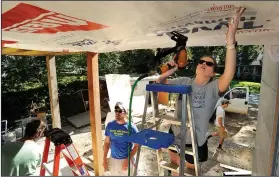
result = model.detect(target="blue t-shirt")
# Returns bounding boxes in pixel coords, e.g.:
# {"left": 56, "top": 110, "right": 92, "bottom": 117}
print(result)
{"left": 105, "top": 120, "right": 139, "bottom": 159}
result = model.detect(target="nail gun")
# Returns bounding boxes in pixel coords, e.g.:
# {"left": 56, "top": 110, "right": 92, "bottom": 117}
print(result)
{"left": 155, "top": 31, "right": 189, "bottom": 73}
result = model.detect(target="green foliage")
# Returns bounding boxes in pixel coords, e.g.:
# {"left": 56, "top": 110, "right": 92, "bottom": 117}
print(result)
{"left": 187, "top": 45, "right": 260, "bottom": 66}
{"left": 99, "top": 52, "right": 120, "bottom": 74}
{"left": 175, "top": 45, "right": 260, "bottom": 78}
{"left": 1, "top": 55, "right": 48, "bottom": 92}
{"left": 2, "top": 80, "right": 90, "bottom": 125}
{"left": 237, "top": 45, "right": 259, "bottom": 65}
{"left": 1, "top": 45, "right": 260, "bottom": 93}
{"left": 55, "top": 53, "right": 87, "bottom": 83}
{"left": 99, "top": 49, "right": 156, "bottom": 75}
{"left": 231, "top": 80, "right": 261, "bottom": 94}
{"left": 58, "top": 76, "right": 87, "bottom": 86}
{"left": 1, "top": 45, "right": 261, "bottom": 124}
{"left": 1, "top": 54, "right": 88, "bottom": 93}
{"left": 55, "top": 53, "right": 86, "bottom": 74}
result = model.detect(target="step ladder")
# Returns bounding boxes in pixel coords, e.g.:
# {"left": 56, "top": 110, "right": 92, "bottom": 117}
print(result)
{"left": 133, "top": 83, "right": 200, "bottom": 176}
{"left": 40, "top": 128, "right": 89, "bottom": 176}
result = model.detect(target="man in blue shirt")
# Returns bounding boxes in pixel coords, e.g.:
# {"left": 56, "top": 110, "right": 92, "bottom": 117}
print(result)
{"left": 103, "top": 102, "right": 139, "bottom": 176}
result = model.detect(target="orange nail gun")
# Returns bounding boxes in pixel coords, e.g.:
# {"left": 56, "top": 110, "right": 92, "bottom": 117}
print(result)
{"left": 155, "top": 31, "right": 188, "bottom": 73}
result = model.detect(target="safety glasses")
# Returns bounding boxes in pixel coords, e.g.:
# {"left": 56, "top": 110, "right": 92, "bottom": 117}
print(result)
{"left": 199, "top": 59, "right": 214, "bottom": 67}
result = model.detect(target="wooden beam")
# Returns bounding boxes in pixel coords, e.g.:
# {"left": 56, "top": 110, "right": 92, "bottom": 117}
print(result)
{"left": 2, "top": 47, "right": 85, "bottom": 56}
{"left": 46, "top": 56, "right": 61, "bottom": 128}
{"left": 86, "top": 52, "right": 104, "bottom": 176}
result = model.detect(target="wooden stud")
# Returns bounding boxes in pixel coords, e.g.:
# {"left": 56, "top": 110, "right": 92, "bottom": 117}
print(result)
{"left": 46, "top": 56, "right": 61, "bottom": 129}
{"left": 86, "top": 52, "right": 104, "bottom": 176}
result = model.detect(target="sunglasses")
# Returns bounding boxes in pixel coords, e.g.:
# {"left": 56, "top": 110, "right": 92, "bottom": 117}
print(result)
{"left": 199, "top": 60, "right": 214, "bottom": 67}
{"left": 115, "top": 109, "right": 125, "bottom": 113}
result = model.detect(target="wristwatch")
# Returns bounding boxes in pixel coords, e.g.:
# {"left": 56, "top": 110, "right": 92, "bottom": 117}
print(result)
{"left": 226, "top": 41, "right": 238, "bottom": 50}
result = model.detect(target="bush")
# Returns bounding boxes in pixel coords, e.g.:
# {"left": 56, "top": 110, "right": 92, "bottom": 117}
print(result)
{"left": 231, "top": 80, "right": 261, "bottom": 94}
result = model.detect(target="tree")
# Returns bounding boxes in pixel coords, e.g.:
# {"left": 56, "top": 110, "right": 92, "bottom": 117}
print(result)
{"left": 118, "top": 49, "right": 156, "bottom": 74}
{"left": 99, "top": 52, "right": 122, "bottom": 75}
{"left": 173, "top": 45, "right": 260, "bottom": 77}
{"left": 98, "top": 49, "right": 157, "bottom": 75}
{"left": 56, "top": 53, "right": 87, "bottom": 76}
{"left": 1, "top": 55, "right": 47, "bottom": 92}
{"left": 211, "top": 45, "right": 259, "bottom": 65}
{"left": 237, "top": 45, "right": 259, "bottom": 65}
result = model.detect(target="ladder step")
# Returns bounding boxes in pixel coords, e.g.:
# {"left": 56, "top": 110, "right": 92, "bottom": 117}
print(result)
{"left": 168, "top": 146, "right": 195, "bottom": 156}
{"left": 159, "top": 161, "right": 178, "bottom": 171}
{"left": 158, "top": 161, "right": 195, "bottom": 176}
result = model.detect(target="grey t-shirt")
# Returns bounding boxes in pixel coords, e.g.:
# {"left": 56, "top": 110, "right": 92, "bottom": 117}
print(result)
{"left": 168, "top": 77, "right": 221, "bottom": 146}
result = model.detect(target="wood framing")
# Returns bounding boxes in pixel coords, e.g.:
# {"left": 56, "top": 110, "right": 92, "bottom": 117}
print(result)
{"left": 2, "top": 47, "right": 84, "bottom": 56}
{"left": 86, "top": 52, "right": 104, "bottom": 176}
{"left": 46, "top": 56, "right": 61, "bottom": 128}
{"left": 268, "top": 81, "right": 279, "bottom": 175}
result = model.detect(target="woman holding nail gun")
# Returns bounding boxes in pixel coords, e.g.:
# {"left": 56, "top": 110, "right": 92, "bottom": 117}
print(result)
{"left": 156, "top": 7, "right": 246, "bottom": 175}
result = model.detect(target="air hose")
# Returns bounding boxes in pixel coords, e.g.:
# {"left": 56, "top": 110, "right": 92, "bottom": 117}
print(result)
{"left": 127, "top": 73, "right": 149, "bottom": 176}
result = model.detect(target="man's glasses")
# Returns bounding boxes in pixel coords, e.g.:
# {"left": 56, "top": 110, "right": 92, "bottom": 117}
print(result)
{"left": 199, "top": 60, "right": 214, "bottom": 67}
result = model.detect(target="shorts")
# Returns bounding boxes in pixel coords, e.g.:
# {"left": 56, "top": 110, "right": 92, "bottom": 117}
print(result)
{"left": 107, "top": 157, "right": 135, "bottom": 176}
{"left": 213, "top": 126, "right": 228, "bottom": 139}
{"left": 168, "top": 128, "right": 208, "bottom": 164}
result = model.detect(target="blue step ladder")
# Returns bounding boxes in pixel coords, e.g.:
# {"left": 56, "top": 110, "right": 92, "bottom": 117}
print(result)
{"left": 133, "top": 83, "right": 200, "bottom": 176}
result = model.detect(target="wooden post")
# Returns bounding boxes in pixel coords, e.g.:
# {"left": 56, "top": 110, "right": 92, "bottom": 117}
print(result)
{"left": 46, "top": 55, "right": 61, "bottom": 128}
{"left": 87, "top": 52, "right": 104, "bottom": 176}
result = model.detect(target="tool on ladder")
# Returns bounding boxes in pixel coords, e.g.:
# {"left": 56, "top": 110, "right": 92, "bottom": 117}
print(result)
{"left": 40, "top": 128, "right": 89, "bottom": 176}
{"left": 133, "top": 84, "right": 200, "bottom": 176}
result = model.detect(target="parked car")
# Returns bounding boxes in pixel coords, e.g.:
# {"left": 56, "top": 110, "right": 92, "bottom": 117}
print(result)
{"left": 216, "top": 86, "right": 250, "bottom": 115}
